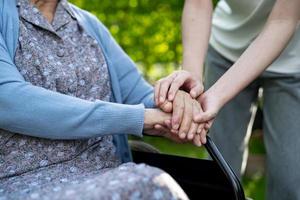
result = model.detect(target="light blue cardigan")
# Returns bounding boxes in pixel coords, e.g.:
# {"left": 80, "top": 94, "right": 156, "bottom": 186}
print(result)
{"left": 0, "top": 0, "right": 155, "bottom": 162}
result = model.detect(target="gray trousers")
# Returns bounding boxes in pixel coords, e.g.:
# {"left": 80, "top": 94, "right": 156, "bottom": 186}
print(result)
{"left": 205, "top": 46, "right": 300, "bottom": 200}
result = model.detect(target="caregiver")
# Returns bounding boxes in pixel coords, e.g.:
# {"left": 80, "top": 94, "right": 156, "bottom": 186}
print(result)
{"left": 156, "top": 0, "right": 300, "bottom": 200}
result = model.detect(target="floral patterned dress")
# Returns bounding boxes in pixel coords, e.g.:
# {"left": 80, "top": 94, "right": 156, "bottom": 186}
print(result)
{"left": 0, "top": 1, "right": 188, "bottom": 200}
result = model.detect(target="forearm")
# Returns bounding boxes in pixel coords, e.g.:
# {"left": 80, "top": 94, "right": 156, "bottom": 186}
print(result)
{"left": 206, "top": 20, "right": 298, "bottom": 107}
{"left": 182, "top": 0, "right": 213, "bottom": 79}
{"left": 0, "top": 81, "right": 146, "bottom": 139}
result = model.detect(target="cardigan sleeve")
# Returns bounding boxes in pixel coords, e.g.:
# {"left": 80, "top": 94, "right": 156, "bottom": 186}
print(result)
{"left": 88, "top": 16, "right": 155, "bottom": 108}
{"left": 0, "top": 33, "right": 145, "bottom": 139}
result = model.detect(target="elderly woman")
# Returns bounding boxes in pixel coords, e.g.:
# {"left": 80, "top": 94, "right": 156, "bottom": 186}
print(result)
{"left": 0, "top": 0, "right": 204, "bottom": 199}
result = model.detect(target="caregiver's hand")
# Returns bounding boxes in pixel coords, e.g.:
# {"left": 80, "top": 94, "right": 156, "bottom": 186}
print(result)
{"left": 154, "top": 70, "right": 204, "bottom": 105}
{"left": 194, "top": 90, "right": 223, "bottom": 130}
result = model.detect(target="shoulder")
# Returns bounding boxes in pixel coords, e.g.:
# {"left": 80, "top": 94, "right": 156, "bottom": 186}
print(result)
{"left": 68, "top": 3, "right": 108, "bottom": 34}
{"left": 0, "top": 0, "right": 19, "bottom": 57}
{"left": 0, "top": 0, "right": 18, "bottom": 31}
{"left": 68, "top": 3, "right": 113, "bottom": 52}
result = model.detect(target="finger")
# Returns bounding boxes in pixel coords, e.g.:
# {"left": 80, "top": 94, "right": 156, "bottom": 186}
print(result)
{"left": 187, "top": 101, "right": 201, "bottom": 140}
{"left": 178, "top": 95, "right": 193, "bottom": 139}
{"left": 204, "top": 119, "right": 214, "bottom": 130}
{"left": 164, "top": 119, "right": 172, "bottom": 129}
{"left": 193, "top": 134, "right": 202, "bottom": 147}
{"left": 200, "top": 129, "right": 207, "bottom": 144}
{"left": 192, "top": 101, "right": 201, "bottom": 118}
{"left": 197, "top": 123, "right": 204, "bottom": 134}
{"left": 154, "top": 124, "right": 168, "bottom": 131}
{"left": 190, "top": 84, "right": 204, "bottom": 99}
{"left": 160, "top": 100, "right": 173, "bottom": 113}
{"left": 158, "top": 77, "right": 173, "bottom": 104}
{"left": 192, "top": 100, "right": 204, "bottom": 134}
{"left": 154, "top": 124, "right": 174, "bottom": 135}
{"left": 154, "top": 124, "right": 165, "bottom": 136}
{"left": 194, "top": 111, "right": 216, "bottom": 123}
{"left": 171, "top": 129, "right": 179, "bottom": 134}
{"left": 172, "top": 93, "right": 184, "bottom": 131}
{"left": 207, "top": 119, "right": 214, "bottom": 128}
{"left": 164, "top": 120, "right": 179, "bottom": 135}
{"left": 192, "top": 100, "right": 202, "bottom": 121}
{"left": 187, "top": 122, "right": 198, "bottom": 141}
{"left": 154, "top": 80, "right": 161, "bottom": 106}
{"left": 155, "top": 125, "right": 183, "bottom": 143}
{"left": 167, "top": 73, "right": 189, "bottom": 101}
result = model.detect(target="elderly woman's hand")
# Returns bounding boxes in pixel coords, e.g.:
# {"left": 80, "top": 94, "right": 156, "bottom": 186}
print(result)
{"left": 170, "top": 90, "right": 207, "bottom": 145}
{"left": 143, "top": 109, "right": 182, "bottom": 142}
{"left": 143, "top": 109, "right": 171, "bottom": 130}
{"left": 154, "top": 90, "right": 207, "bottom": 146}
{"left": 143, "top": 107, "right": 207, "bottom": 146}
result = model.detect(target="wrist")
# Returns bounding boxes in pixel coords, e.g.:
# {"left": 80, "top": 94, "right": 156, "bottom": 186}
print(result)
{"left": 144, "top": 109, "right": 154, "bottom": 130}
{"left": 182, "top": 59, "right": 204, "bottom": 79}
{"left": 202, "top": 87, "right": 225, "bottom": 111}
{"left": 143, "top": 109, "right": 171, "bottom": 130}
{"left": 181, "top": 66, "right": 203, "bottom": 81}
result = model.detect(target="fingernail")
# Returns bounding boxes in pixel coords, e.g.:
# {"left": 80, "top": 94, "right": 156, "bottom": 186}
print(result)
{"left": 202, "top": 137, "right": 207, "bottom": 144}
{"left": 180, "top": 132, "right": 186, "bottom": 139}
{"left": 173, "top": 124, "right": 179, "bottom": 130}
{"left": 191, "top": 91, "right": 196, "bottom": 97}
{"left": 159, "top": 96, "right": 164, "bottom": 103}
{"left": 196, "top": 142, "right": 202, "bottom": 147}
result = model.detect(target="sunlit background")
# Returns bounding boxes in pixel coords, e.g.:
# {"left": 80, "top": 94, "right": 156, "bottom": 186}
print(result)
{"left": 70, "top": 1, "right": 266, "bottom": 199}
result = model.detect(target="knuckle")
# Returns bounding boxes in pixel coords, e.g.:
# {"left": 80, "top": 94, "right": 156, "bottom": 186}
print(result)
{"left": 172, "top": 80, "right": 181, "bottom": 86}
{"left": 161, "top": 81, "right": 170, "bottom": 88}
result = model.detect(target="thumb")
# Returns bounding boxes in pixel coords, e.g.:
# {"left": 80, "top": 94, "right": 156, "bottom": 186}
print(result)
{"left": 190, "top": 84, "right": 204, "bottom": 99}
{"left": 159, "top": 100, "right": 173, "bottom": 113}
{"left": 194, "top": 111, "right": 216, "bottom": 123}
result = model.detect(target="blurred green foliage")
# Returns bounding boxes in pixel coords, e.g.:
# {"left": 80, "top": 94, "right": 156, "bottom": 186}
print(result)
{"left": 70, "top": 0, "right": 186, "bottom": 83}
{"left": 69, "top": 0, "right": 219, "bottom": 81}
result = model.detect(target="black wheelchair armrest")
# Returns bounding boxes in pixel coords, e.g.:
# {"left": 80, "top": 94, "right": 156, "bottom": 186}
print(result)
{"left": 205, "top": 136, "right": 246, "bottom": 200}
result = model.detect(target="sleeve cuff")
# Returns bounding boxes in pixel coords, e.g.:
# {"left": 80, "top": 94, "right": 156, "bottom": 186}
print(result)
{"left": 96, "top": 102, "right": 145, "bottom": 137}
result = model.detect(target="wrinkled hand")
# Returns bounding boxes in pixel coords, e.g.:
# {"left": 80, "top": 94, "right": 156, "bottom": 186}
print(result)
{"left": 143, "top": 108, "right": 203, "bottom": 146}
{"left": 169, "top": 91, "right": 204, "bottom": 139}
{"left": 156, "top": 90, "right": 208, "bottom": 146}
{"left": 143, "top": 109, "right": 185, "bottom": 143}
{"left": 154, "top": 70, "right": 204, "bottom": 105}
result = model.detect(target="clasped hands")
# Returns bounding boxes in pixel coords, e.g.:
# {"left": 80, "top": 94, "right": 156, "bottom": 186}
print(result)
{"left": 143, "top": 70, "right": 221, "bottom": 147}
